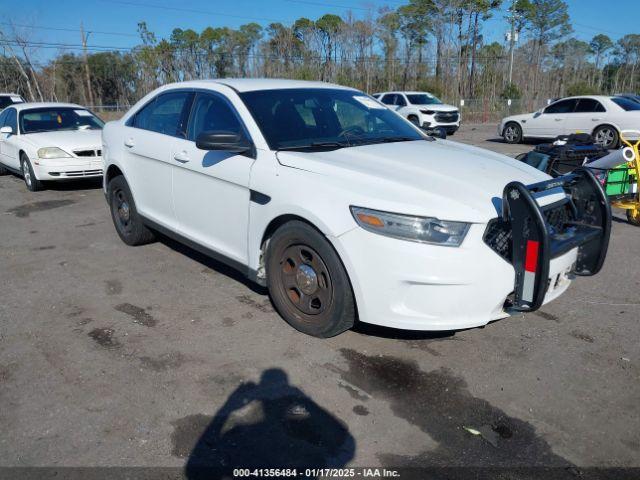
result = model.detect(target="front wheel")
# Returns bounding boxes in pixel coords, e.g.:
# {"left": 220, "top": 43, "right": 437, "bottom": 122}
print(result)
{"left": 21, "top": 154, "right": 43, "bottom": 191}
{"left": 503, "top": 122, "right": 522, "bottom": 144}
{"left": 266, "top": 221, "right": 356, "bottom": 338}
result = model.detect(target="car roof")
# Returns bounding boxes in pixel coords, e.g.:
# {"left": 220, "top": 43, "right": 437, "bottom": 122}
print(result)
{"left": 0, "top": 93, "right": 23, "bottom": 97}
{"left": 12, "top": 102, "right": 85, "bottom": 112}
{"left": 553, "top": 95, "right": 615, "bottom": 102}
{"left": 163, "top": 78, "right": 357, "bottom": 93}
{"left": 376, "top": 91, "right": 436, "bottom": 95}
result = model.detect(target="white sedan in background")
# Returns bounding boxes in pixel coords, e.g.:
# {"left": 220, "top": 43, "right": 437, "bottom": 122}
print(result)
{"left": 102, "top": 79, "right": 610, "bottom": 337}
{"left": 0, "top": 102, "right": 104, "bottom": 191}
{"left": 499, "top": 95, "right": 640, "bottom": 148}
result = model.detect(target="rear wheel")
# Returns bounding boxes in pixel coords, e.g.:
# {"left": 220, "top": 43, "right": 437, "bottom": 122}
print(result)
{"left": 503, "top": 122, "right": 522, "bottom": 144}
{"left": 0, "top": 163, "right": 8, "bottom": 175}
{"left": 21, "top": 153, "right": 43, "bottom": 192}
{"left": 266, "top": 221, "right": 355, "bottom": 338}
{"left": 593, "top": 125, "right": 619, "bottom": 149}
{"left": 107, "top": 175, "right": 155, "bottom": 246}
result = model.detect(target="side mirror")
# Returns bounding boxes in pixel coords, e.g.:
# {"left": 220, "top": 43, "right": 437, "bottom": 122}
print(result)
{"left": 196, "top": 130, "right": 252, "bottom": 153}
{"left": 534, "top": 110, "right": 543, "bottom": 118}
{"left": 0, "top": 126, "right": 13, "bottom": 134}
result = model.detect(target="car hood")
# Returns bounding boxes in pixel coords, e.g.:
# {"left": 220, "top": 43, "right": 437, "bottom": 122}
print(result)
{"left": 276, "top": 140, "right": 551, "bottom": 223}
{"left": 415, "top": 103, "right": 458, "bottom": 112}
{"left": 20, "top": 129, "right": 102, "bottom": 153}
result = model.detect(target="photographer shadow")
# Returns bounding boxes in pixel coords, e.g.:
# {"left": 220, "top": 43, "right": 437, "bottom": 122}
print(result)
{"left": 184, "top": 368, "right": 355, "bottom": 479}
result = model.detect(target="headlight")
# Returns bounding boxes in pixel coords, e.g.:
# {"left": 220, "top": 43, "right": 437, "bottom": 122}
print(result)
{"left": 420, "top": 110, "right": 436, "bottom": 115}
{"left": 37, "top": 147, "right": 72, "bottom": 159}
{"left": 350, "top": 206, "right": 470, "bottom": 247}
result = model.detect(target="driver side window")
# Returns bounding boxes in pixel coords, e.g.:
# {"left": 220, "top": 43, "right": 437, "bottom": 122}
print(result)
{"left": 5, "top": 109, "right": 17, "bottom": 133}
{"left": 187, "top": 93, "right": 244, "bottom": 142}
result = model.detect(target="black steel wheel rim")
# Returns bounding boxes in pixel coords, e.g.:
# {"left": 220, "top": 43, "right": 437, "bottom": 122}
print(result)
{"left": 113, "top": 189, "right": 132, "bottom": 234}
{"left": 278, "top": 244, "right": 333, "bottom": 316}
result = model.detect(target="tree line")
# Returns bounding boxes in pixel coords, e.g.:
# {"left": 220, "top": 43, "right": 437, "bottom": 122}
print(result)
{"left": 1, "top": 0, "right": 639, "bottom": 116}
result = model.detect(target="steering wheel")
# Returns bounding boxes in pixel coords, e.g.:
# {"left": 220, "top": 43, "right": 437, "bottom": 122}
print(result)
{"left": 338, "top": 125, "right": 366, "bottom": 138}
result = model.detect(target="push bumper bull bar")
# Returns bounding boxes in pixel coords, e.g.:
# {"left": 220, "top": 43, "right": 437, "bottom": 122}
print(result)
{"left": 502, "top": 167, "right": 611, "bottom": 312}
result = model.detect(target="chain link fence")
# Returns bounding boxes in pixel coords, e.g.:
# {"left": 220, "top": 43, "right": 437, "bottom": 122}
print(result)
{"left": 87, "top": 97, "right": 545, "bottom": 125}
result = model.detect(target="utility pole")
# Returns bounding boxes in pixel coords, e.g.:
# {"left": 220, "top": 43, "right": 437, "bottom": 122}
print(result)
{"left": 506, "top": 0, "right": 519, "bottom": 86}
{"left": 80, "top": 22, "right": 95, "bottom": 107}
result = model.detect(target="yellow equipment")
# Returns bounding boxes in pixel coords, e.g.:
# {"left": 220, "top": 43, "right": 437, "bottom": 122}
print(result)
{"left": 610, "top": 130, "right": 640, "bottom": 226}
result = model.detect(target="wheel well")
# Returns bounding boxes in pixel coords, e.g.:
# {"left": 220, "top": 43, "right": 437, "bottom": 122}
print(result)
{"left": 407, "top": 114, "right": 419, "bottom": 120}
{"left": 18, "top": 149, "right": 26, "bottom": 161}
{"left": 106, "top": 165, "right": 124, "bottom": 185}
{"left": 258, "top": 214, "right": 360, "bottom": 321}
{"left": 592, "top": 124, "right": 618, "bottom": 136}
{"left": 260, "top": 214, "right": 322, "bottom": 251}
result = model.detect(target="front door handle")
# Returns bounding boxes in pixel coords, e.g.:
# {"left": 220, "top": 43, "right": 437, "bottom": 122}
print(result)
{"left": 124, "top": 138, "right": 135, "bottom": 148}
{"left": 592, "top": 118, "right": 601, "bottom": 121}
{"left": 173, "top": 151, "right": 190, "bottom": 163}
{"left": 555, "top": 118, "right": 562, "bottom": 122}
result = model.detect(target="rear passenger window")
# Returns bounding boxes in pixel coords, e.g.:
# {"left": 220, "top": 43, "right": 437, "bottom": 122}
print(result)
{"left": 133, "top": 92, "right": 192, "bottom": 137}
{"left": 187, "top": 93, "right": 244, "bottom": 141}
{"left": 575, "top": 99, "right": 605, "bottom": 113}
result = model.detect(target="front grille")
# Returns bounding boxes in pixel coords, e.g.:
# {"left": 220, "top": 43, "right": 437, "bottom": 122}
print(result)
{"left": 73, "top": 149, "right": 102, "bottom": 157}
{"left": 484, "top": 201, "right": 574, "bottom": 263}
{"left": 49, "top": 169, "right": 103, "bottom": 177}
{"left": 434, "top": 111, "right": 459, "bottom": 123}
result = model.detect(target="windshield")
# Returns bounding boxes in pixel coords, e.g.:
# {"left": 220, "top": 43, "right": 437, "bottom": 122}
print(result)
{"left": 19, "top": 107, "right": 104, "bottom": 134}
{"left": 612, "top": 97, "right": 640, "bottom": 111}
{"left": 406, "top": 93, "right": 442, "bottom": 105}
{"left": 239, "top": 88, "right": 424, "bottom": 151}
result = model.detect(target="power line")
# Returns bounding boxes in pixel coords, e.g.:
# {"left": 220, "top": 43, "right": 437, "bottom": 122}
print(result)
{"left": 284, "top": 0, "right": 374, "bottom": 12}
{"left": 97, "top": 0, "right": 296, "bottom": 24}
{"left": 0, "top": 21, "right": 139, "bottom": 37}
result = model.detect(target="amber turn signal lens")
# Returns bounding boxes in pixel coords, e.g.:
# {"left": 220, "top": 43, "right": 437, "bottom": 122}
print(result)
{"left": 356, "top": 212, "right": 385, "bottom": 228}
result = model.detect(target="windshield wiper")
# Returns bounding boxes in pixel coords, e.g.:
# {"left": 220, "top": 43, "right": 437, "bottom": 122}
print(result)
{"left": 278, "top": 141, "right": 349, "bottom": 152}
{"left": 353, "top": 136, "right": 423, "bottom": 146}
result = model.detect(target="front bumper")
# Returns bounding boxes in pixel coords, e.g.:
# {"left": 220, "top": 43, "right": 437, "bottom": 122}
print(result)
{"left": 333, "top": 168, "right": 611, "bottom": 331}
{"left": 33, "top": 157, "right": 103, "bottom": 180}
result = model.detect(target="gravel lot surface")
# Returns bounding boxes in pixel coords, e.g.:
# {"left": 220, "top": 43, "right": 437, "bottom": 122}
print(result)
{"left": 0, "top": 124, "right": 638, "bottom": 475}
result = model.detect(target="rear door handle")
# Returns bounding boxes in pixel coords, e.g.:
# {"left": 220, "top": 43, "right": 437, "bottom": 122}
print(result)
{"left": 173, "top": 151, "right": 190, "bottom": 163}
{"left": 124, "top": 138, "right": 135, "bottom": 148}
{"left": 554, "top": 118, "right": 562, "bottom": 121}
{"left": 592, "top": 118, "right": 601, "bottom": 121}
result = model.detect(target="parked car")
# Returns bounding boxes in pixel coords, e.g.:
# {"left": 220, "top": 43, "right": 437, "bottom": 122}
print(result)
{"left": 373, "top": 91, "right": 460, "bottom": 134}
{"left": 102, "top": 79, "right": 610, "bottom": 337}
{"left": 0, "top": 93, "right": 25, "bottom": 111}
{"left": 499, "top": 95, "right": 640, "bottom": 149}
{"left": 615, "top": 93, "right": 640, "bottom": 105}
{"left": 0, "top": 103, "right": 105, "bottom": 191}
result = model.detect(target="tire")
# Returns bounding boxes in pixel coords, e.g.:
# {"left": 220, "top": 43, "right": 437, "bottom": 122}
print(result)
{"left": 407, "top": 115, "right": 420, "bottom": 127}
{"left": 503, "top": 122, "right": 522, "bottom": 144}
{"left": 0, "top": 163, "right": 8, "bottom": 176}
{"left": 265, "top": 220, "right": 356, "bottom": 338}
{"left": 627, "top": 209, "right": 640, "bottom": 227}
{"left": 593, "top": 125, "right": 619, "bottom": 150}
{"left": 107, "top": 175, "right": 155, "bottom": 246}
{"left": 21, "top": 153, "right": 43, "bottom": 192}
